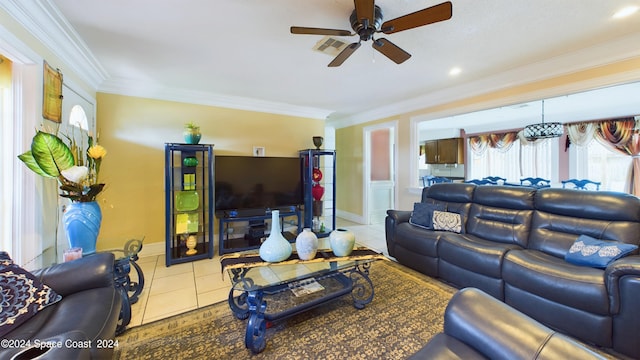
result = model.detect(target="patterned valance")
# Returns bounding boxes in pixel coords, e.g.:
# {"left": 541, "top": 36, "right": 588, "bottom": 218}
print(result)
{"left": 468, "top": 132, "right": 519, "bottom": 155}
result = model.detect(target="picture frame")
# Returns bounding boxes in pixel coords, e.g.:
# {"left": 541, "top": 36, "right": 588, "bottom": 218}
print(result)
{"left": 42, "top": 61, "right": 63, "bottom": 122}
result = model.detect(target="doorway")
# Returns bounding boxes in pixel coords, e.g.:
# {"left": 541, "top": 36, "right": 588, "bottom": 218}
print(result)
{"left": 363, "top": 121, "right": 397, "bottom": 225}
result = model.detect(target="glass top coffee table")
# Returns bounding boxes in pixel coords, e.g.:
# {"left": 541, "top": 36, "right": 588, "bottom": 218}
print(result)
{"left": 220, "top": 247, "right": 386, "bottom": 354}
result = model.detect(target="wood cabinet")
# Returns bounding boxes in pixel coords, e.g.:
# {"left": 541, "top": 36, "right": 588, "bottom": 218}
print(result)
{"left": 424, "top": 138, "right": 464, "bottom": 164}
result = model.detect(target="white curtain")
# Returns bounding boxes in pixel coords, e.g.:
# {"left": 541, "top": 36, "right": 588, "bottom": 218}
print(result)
{"left": 468, "top": 133, "right": 553, "bottom": 183}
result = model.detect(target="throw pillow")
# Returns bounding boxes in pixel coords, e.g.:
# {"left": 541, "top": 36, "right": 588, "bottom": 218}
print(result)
{"left": 0, "top": 255, "right": 62, "bottom": 337}
{"left": 432, "top": 210, "right": 462, "bottom": 233}
{"left": 565, "top": 235, "right": 638, "bottom": 269}
{"left": 409, "top": 202, "right": 446, "bottom": 229}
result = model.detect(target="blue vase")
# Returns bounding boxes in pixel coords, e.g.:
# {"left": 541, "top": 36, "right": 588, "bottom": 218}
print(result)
{"left": 63, "top": 201, "right": 102, "bottom": 255}
{"left": 183, "top": 131, "right": 201, "bottom": 144}
{"left": 259, "top": 210, "right": 292, "bottom": 262}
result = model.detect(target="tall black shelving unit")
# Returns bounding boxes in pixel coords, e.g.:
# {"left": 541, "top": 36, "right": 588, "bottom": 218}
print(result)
{"left": 299, "top": 149, "right": 336, "bottom": 238}
{"left": 164, "top": 143, "right": 214, "bottom": 266}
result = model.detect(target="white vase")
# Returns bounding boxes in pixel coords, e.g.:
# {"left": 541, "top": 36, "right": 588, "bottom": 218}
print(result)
{"left": 296, "top": 228, "right": 318, "bottom": 260}
{"left": 329, "top": 228, "right": 356, "bottom": 257}
{"left": 259, "top": 210, "right": 292, "bottom": 262}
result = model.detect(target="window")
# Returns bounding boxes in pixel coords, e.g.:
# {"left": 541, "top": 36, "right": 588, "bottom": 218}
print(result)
{"left": 468, "top": 136, "right": 554, "bottom": 183}
{"left": 69, "top": 104, "right": 88, "bottom": 130}
{"left": 572, "top": 140, "right": 631, "bottom": 192}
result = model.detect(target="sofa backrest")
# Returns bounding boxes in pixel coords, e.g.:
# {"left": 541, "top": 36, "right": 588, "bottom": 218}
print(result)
{"left": 423, "top": 183, "right": 475, "bottom": 222}
{"left": 466, "top": 185, "right": 536, "bottom": 247}
{"left": 528, "top": 188, "right": 640, "bottom": 258}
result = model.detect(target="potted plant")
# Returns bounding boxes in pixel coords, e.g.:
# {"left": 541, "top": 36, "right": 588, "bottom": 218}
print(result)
{"left": 18, "top": 130, "right": 107, "bottom": 254}
{"left": 183, "top": 122, "right": 201, "bottom": 144}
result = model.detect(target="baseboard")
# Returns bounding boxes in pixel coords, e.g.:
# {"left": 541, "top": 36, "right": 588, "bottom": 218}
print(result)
{"left": 138, "top": 241, "right": 165, "bottom": 258}
{"left": 336, "top": 210, "right": 366, "bottom": 224}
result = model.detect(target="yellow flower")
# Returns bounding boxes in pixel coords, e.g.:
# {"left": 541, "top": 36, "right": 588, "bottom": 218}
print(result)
{"left": 88, "top": 145, "right": 107, "bottom": 159}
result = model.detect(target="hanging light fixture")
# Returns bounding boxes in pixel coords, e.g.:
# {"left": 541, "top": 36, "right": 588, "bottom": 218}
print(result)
{"left": 523, "top": 100, "right": 563, "bottom": 141}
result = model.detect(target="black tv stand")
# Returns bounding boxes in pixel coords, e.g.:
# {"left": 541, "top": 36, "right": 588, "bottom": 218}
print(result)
{"left": 219, "top": 206, "right": 300, "bottom": 219}
{"left": 217, "top": 208, "right": 302, "bottom": 255}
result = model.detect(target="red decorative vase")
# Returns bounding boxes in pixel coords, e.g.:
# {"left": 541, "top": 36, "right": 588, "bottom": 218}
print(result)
{"left": 313, "top": 168, "right": 323, "bottom": 182}
{"left": 312, "top": 184, "right": 324, "bottom": 201}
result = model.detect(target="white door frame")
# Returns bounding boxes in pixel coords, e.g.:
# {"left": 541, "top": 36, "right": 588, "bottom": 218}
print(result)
{"left": 363, "top": 121, "right": 398, "bottom": 225}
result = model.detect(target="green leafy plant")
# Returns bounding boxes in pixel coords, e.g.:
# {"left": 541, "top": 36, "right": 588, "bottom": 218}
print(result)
{"left": 184, "top": 122, "right": 199, "bottom": 131}
{"left": 18, "top": 130, "right": 107, "bottom": 202}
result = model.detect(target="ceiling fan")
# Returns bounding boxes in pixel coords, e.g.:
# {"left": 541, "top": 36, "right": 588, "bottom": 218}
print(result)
{"left": 291, "top": 1, "right": 452, "bottom": 67}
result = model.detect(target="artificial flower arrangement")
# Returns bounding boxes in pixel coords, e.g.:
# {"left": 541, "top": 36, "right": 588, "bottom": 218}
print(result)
{"left": 18, "top": 130, "right": 107, "bottom": 202}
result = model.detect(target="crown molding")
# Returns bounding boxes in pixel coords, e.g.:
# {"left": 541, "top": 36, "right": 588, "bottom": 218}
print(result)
{"left": 327, "top": 32, "right": 640, "bottom": 129}
{"left": 0, "top": 0, "right": 108, "bottom": 89}
{"left": 2, "top": 1, "right": 332, "bottom": 119}
{"left": 99, "top": 78, "right": 334, "bottom": 120}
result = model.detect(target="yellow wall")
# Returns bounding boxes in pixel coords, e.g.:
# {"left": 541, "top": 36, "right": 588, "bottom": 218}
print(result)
{"left": 96, "top": 93, "right": 325, "bottom": 249}
{"left": 0, "top": 55, "right": 11, "bottom": 87}
{"left": 336, "top": 57, "right": 640, "bottom": 218}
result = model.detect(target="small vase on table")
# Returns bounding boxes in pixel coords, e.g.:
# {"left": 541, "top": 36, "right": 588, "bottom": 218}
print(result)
{"left": 259, "top": 210, "right": 292, "bottom": 262}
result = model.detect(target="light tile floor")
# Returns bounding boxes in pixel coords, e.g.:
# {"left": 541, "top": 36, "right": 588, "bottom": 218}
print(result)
{"left": 127, "top": 220, "right": 388, "bottom": 327}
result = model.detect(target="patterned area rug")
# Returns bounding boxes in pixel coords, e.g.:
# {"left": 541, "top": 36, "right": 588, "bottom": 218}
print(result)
{"left": 113, "top": 260, "right": 457, "bottom": 359}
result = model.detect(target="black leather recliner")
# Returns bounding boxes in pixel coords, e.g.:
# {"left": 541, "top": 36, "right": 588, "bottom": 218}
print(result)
{"left": 409, "top": 288, "right": 607, "bottom": 360}
{"left": 1, "top": 253, "right": 122, "bottom": 360}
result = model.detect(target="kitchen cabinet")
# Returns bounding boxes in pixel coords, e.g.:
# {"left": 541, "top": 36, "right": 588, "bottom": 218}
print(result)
{"left": 424, "top": 138, "right": 464, "bottom": 164}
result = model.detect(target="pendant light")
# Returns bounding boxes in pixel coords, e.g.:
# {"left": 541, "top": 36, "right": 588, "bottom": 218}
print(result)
{"left": 523, "top": 100, "right": 563, "bottom": 141}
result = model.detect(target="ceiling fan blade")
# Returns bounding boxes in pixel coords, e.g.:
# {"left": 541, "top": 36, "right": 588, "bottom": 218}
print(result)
{"left": 354, "top": 0, "right": 375, "bottom": 26}
{"left": 372, "top": 38, "right": 411, "bottom": 64}
{"left": 290, "top": 26, "right": 352, "bottom": 36}
{"left": 328, "top": 42, "right": 361, "bottom": 67}
{"left": 381, "top": 1, "right": 452, "bottom": 34}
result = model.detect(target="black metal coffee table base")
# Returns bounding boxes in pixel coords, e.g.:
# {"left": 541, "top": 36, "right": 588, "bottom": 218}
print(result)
{"left": 228, "top": 262, "right": 375, "bottom": 354}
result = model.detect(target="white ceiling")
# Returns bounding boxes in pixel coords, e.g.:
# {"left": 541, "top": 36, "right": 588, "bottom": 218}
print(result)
{"left": 40, "top": 0, "right": 640, "bottom": 127}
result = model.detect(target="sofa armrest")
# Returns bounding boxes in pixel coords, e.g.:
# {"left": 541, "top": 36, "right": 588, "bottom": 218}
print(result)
{"left": 386, "top": 209, "right": 411, "bottom": 224}
{"left": 31, "top": 253, "right": 116, "bottom": 296}
{"left": 605, "top": 255, "right": 640, "bottom": 314}
{"left": 441, "top": 288, "right": 606, "bottom": 360}
{"left": 385, "top": 210, "right": 412, "bottom": 257}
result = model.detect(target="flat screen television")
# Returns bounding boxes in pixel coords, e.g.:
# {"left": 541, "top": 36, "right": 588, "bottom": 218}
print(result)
{"left": 214, "top": 156, "right": 303, "bottom": 215}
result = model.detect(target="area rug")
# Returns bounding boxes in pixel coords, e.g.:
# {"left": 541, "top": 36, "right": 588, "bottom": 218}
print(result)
{"left": 113, "top": 260, "right": 457, "bottom": 360}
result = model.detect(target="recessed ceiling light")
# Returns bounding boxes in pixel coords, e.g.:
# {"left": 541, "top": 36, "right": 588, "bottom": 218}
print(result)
{"left": 612, "top": 6, "right": 639, "bottom": 19}
{"left": 449, "top": 67, "right": 462, "bottom": 76}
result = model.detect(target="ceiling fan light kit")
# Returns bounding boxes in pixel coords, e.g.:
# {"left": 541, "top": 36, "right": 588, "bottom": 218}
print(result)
{"left": 524, "top": 100, "right": 564, "bottom": 140}
{"left": 290, "top": 1, "right": 452, "bottom": 67}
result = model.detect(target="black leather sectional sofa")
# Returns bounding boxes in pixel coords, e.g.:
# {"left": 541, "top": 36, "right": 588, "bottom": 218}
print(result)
{"left": 385, "top": 183, "right": 640, "bottom": 359}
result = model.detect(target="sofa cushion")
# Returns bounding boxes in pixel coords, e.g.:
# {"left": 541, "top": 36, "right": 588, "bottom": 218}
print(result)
{"left": 410, "top": 202, "right": 446, "bottom": 229}
{"left": 0, "top": 254, "right": 62, "bottom": 338}
{"left": 396, "top": 223, "right": 440, "bottom": 258}
{"left": 503, "top": 250, "right": 609, "bottom": 315}
{"left": 529, "top": 189, "right": 640, "bottom": 258}
{"left": 565, "top": 235, "right": 638, "bottom": 268}
{"left": 438, "top": 234, "right": 522, "bottom": 278}
{"left": 465, "top": 186, "right": 535, "bottom": 248}
{"left": 433, "top": 211, "right": 462, "bottom": 233}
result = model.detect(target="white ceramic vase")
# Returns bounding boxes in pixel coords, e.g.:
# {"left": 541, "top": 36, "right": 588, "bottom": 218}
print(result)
{"left": 329, "top": 228, "right": 355, "bottom": 257}
{"left": 295, "top": 228, "right": 318, "bottom": 260}
{"left": 259, "top": 210, "right": 292, "bottom": 262}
